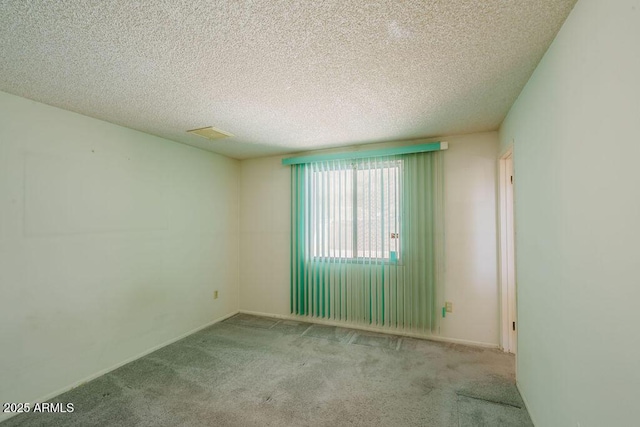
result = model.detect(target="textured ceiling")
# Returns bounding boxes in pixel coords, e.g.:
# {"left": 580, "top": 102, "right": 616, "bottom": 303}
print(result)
{"left": 0, "top": 0, "right": 576, "bottom": 159}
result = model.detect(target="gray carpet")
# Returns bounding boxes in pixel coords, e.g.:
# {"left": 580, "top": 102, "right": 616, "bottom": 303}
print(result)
{"left": 3, "top": 314, "right": 533, "bottom": 426}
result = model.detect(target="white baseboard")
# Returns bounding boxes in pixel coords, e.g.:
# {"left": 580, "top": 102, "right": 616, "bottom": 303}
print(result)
{"left": 239, "top": 309, "right": 499, "bottom": 349}
{"left": 516, "top": 380, "right": 537, "bottom": 427}
{"left": 0, "top": 310, "right": 239, "bottom": 424}
{"left": 1, "top": 309, "right": 498, "bottom": 424}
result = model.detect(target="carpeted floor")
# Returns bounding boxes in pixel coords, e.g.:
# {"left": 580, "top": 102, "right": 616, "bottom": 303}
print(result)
{"left": 3, "top": 314, "right": 533, "bottom": 426}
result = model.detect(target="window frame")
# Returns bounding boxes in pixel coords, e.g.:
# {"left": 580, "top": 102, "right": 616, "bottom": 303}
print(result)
{"left": 308, "top": 159, "right": 402, "bottom": 263}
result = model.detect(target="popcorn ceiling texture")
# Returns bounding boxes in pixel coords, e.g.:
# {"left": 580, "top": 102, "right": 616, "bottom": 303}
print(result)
{"left": 0, "top": 0, "right": 576, "bottom": 159}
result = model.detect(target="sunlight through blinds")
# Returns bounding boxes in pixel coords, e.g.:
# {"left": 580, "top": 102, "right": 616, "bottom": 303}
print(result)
{"left": 290, "top": 150, "right": 444, "bottom": 333}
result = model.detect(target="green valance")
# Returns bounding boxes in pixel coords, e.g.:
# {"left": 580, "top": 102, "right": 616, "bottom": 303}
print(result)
{"left": 282, "top": 142, "right": 448, "bottom": 165}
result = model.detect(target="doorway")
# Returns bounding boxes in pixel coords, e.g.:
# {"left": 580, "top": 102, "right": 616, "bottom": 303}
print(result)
{"left": 499, "top": 148, "right": 517, "bottom": 354}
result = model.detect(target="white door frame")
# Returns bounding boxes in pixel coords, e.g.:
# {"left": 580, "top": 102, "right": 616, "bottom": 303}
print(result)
{"left": 498, "top": 147, "right": 517, "bottom": 354}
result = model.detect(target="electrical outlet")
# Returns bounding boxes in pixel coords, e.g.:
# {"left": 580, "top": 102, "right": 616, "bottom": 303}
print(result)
{"left": 214, "top": 290, "right": 219, "bottom": 299}
{"left": 445, "top": 301, "right": 453, "bottom": 313}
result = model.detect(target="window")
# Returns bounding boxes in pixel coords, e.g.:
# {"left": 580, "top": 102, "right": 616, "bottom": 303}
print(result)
{"left": 308, "top": 159, "right": 401, "bottom": 261}
{"left": 289, "top": 149, "right": 444, "bottom": 329}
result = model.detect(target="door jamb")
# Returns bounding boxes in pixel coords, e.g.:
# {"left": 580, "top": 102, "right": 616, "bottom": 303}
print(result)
{"left": 498, "top": 146, "right": 517, "bottom": 354}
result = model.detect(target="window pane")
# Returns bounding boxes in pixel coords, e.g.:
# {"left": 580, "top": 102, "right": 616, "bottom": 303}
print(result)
{"left": 356, "top": 161, "right": 400, "bottom": 259}
{"left": 330, "top": 166, "right": 353, "bottom": 258}
{"left": 310, "top": 160, "right": 400, "bottom": 260}
{"left": 310, "top": 166, "right": 353, "bottom": 258}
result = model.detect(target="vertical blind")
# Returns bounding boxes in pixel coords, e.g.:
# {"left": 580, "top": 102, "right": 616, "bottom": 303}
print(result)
{"left": 290, "top": 151, "right": 444, "bottom": 333}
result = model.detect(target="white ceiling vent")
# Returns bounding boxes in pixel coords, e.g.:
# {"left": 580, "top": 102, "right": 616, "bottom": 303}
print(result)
{"left": 187, "top": 126, "right": 233, "bottom": 140}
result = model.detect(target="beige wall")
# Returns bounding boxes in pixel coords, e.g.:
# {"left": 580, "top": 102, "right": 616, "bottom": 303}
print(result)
{"left": 240, "top": 132, "right": 500, "bottom": 346}
{"left": 0, "top": 91, "right": 240, "bottom": 418}
{"left": 498, "top": 0, "right": 640, "bottom": 425}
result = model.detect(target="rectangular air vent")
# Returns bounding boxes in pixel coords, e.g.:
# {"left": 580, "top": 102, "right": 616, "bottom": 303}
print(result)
{"left": 187, "top": 126, "right": 233, "bottom": 140}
